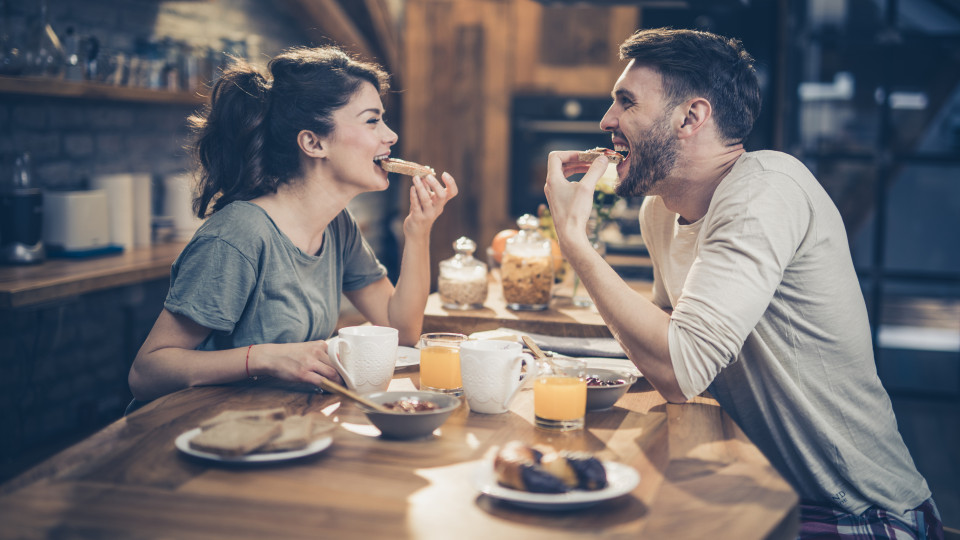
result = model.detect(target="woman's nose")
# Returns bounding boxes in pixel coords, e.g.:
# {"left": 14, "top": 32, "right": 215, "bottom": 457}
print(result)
{"left": 384, "top": 124, "right": 399, "bottom": 145}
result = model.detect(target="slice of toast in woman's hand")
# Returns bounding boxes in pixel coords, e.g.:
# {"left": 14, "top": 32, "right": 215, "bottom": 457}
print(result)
{"left": 198, "top": 408, "right": 287, "bottom": 431}
{"left": 376, "top": 157, "right": 436, "bottom": 177}
{"left": 577, "top": 147, "right": 624, "bottom": 164}
{"left": 189, "top": 418, "right": 283, "bottom": 457}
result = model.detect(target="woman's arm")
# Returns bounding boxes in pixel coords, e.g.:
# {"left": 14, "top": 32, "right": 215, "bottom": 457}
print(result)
{"left": 128, "top": 309, "right": 342, "bottom": 402}
{"left": 344, "top": 172, "right": 458, "bottom": 346}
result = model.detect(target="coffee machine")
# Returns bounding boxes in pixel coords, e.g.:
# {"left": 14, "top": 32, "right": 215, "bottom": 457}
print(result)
{"left": 1, "top": 153, "right": 45, "bottom": 264}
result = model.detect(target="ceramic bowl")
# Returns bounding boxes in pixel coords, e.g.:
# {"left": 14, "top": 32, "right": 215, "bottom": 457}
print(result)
{"left": 357, "top": 391, "right": 461, "bottom": 439}
{"left": 585, "top": 368, "right": 637, "bottom": 411}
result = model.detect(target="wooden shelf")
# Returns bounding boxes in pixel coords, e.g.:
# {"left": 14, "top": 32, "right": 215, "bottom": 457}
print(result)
{"left": 0, "top": 242, "right": 186, "bottom": 309}
{"left": 0, "top": 76, "right": 206, "bottom": 105}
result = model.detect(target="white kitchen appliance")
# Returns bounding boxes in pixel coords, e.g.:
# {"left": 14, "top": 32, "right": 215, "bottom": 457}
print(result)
{"left": 43, "top": 190, "right": 112, "bottom": 252}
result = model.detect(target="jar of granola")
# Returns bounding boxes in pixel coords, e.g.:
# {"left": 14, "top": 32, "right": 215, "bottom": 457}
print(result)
{"left": 438, "top": 236, "right": 488, "bottom": 310}
{"left": 501, "top": 214, "right": 554, "bottom": 311}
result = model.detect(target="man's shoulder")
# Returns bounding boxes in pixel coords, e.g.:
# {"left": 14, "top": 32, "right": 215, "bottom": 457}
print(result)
{"left": 731, "top": 150, "right": 814, "bottom": 184}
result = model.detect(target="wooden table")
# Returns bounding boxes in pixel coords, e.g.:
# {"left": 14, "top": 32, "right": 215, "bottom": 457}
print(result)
{"left": 424, "top": 268, "right": 655, "bottom": 338}
{"left": 0, "top": 369, "right": 798, "bottom": 539}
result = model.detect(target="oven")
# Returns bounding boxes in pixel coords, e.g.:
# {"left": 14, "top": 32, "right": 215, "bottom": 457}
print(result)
{"left": 509, "top": 94, "right": 614, "bottom": 218}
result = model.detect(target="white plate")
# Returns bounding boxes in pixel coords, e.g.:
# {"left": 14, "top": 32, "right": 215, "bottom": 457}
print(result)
{"left": 397, "top": 346, "right": 420, "bottom": 368}
{"left": 578, "top": 357, "right": 642, "bottom": 379}
{"left": 175, "top": 427, "right": 333, "bottom": 463}
{"left": 474, "top": 460, "right": 640, "bottom": 511}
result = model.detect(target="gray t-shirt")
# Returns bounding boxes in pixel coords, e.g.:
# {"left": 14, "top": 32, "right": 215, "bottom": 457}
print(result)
{"left": 165, "top": 201, "right": 387, "bottom": 351}
{"left": 640, "top": 150, "right": 930, "bottom": 516}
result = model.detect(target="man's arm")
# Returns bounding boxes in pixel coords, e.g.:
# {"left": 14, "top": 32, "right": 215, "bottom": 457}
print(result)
{"left": 544, "top": 151, "right": 686, "bottom": 402}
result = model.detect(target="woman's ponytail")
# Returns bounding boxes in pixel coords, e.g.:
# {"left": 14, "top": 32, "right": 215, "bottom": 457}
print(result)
{"left": 189, "top": 64, "right": 272, "bottom": 218}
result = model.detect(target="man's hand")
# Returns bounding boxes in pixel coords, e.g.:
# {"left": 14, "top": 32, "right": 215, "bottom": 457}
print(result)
{"left": 543, "top": 151, "right": 611, "bottom": 253}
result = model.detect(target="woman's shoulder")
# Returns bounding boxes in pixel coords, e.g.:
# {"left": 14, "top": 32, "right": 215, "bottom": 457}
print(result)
{"left": 192, "top": 201, "right": 278, "bottom": 252}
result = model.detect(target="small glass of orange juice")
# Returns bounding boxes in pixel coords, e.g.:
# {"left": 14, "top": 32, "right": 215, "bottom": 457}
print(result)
{"left": 418, "top": 332, "right": 468, "bottom": 395}
{"left": 534, "top": 357, "right": 587, "bottom": 431}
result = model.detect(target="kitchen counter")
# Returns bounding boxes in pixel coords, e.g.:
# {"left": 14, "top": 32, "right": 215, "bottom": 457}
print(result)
{"left": 424, "top": 264, "right": 654, "bottom": 339}
{"left": 0, "top": 243, "right": 186, "bottom": 309}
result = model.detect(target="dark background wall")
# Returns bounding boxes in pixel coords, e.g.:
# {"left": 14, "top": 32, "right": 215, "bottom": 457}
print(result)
{"left": 0, "top": 0, "right": 381, "bottom": 482}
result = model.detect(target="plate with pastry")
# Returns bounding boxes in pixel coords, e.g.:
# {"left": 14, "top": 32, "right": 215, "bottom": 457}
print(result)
{"left": 175, "top": 409, "right": 335, "bottom": 464}
{"left": 396, "top": 346, "right": 420, "bottom": 368}
{"left": 474, "top": 441, "right": 640, "bottom": 510}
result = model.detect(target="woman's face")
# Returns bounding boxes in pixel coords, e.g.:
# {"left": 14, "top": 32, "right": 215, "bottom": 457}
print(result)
{"left": 324, "top": 81, "right": 398, "bottom": 191}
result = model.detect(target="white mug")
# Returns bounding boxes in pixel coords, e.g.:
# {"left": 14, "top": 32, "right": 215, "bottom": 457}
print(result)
{"left": 460, "top": 340, "right": 534, "bottom": 414}
{"left": 326, "top": 326, "right": 399, "bottom": 395}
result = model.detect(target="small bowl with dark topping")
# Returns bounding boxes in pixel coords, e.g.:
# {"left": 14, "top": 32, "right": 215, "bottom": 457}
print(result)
{"left": 357, "top": 391, "right": 461, "bottom": 439}
{"left": 585, "top": 368, "right": 637, "bottom": 411}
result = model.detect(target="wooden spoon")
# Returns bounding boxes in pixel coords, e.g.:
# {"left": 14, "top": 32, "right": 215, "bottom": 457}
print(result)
{"left": 317, "top": 378, "right": 393, "bottom": 414}
{"left": 522, "top": 336, "right": 548, "bottom": 361}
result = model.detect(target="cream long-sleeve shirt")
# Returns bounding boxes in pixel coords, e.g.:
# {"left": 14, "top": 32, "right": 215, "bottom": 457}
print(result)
{"left": 639, "top": 150, "right": 930, "bottom": 516}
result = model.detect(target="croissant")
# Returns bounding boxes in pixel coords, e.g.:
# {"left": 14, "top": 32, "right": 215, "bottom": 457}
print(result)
{"left": 493, "top": 441, "right": 608, "bottom": 493}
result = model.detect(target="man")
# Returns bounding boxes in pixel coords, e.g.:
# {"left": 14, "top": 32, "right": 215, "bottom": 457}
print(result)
{"left": 544, "top": 28, "right": 941, "bottom": 539}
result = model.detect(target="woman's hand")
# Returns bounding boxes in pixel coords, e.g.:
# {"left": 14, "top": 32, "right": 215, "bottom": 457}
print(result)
{"left": 403, "top": 172, "right": 458, "bottom": 237}
{"left": 249, "top": 341, "right": 343, "bottom": 386}
{"left": 544, "top": 151, "right": 610, "bottom": 250}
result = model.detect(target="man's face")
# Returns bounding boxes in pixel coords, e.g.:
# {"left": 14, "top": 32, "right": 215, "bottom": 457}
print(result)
{"left": 600, "top": 62, "right": 680, "bottom": 198}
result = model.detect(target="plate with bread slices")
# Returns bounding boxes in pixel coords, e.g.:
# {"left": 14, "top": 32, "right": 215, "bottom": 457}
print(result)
{"left": 175, "top": 408, "right": 335, "bottom": 463}
{"left": 474, "top": 441, "right": 640, "bottom": 510}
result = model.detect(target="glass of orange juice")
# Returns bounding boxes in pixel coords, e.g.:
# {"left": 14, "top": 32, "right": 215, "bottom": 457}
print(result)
{"left": 534, "top": 357, "right": 587, "bottom": 431}
{"left": 418, "top": 332, "right": 468, "bottom": 395}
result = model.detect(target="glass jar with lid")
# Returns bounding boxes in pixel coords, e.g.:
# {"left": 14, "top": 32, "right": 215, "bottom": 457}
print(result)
{"left": 501, "top": 214, "right": 554, "bottom": 311}
{"left": 437, "top": 236, "right": 488, "bottom": 310}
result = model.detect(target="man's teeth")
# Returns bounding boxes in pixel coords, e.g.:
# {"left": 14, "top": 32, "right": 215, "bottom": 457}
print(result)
{"left": 614, "top": 144, "right": 629, "bottom": 154}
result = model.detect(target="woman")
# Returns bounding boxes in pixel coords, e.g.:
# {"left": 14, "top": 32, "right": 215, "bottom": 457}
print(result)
{"left": 128, "top": 46, "right": 457, "bottom": 403}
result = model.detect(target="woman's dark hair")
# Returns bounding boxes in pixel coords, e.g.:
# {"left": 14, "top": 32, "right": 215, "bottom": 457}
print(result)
{"left": 619, "top": 28, "right": 760, "bottom": 144}
{"left": 189, "top": 46, "right": 390, "bottom": 217}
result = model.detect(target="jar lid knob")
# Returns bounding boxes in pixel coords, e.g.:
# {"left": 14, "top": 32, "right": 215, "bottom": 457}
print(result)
{"left": 516, "top": 213, "right": 539, "bottom": 230}
{"left": 453, "top": 236, "right": 476, "bottom": 254}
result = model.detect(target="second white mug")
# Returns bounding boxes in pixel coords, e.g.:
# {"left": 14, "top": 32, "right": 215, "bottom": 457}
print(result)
{"left": 327, "top": 325, "right": 398, "bottom": 394}
{"left": 460, "top": 340, "right": 533, "bottom": 414}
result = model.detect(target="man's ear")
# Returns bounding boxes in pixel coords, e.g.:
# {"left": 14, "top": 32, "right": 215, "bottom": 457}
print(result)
{"left": 297, "top": 130, "right": 328, "bottom": 158}
{"left": 675, "top": 98, "right": 711, "bottom": 139}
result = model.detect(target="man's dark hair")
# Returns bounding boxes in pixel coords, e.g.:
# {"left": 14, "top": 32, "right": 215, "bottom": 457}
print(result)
{"left": 620, "top": 28, "right": 761, "bottom": 144}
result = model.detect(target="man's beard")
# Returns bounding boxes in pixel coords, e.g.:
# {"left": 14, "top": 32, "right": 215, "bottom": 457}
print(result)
{"left": 615, "top": 112, "right": 679, "bottom": 198}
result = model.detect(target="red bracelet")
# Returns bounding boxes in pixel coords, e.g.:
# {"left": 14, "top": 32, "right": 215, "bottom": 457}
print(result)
{"left": 245, "top": 344, "right": 256, "bottom": 380}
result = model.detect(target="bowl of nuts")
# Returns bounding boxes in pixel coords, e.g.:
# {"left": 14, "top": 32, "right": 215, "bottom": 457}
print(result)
{"left": 357, "top": 391, "right": 462, "bottom": 439}
{"left": 585, "top": 369, "right": 637, "bottom": 411}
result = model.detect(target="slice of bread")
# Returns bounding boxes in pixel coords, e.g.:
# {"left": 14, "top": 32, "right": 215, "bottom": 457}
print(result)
{"left": 378, "top": 157, "right": 436, "bottom": 177}
{"left": 190, "top": 418, "right": 283, "bottom": 457}
{"left": 199, "top": 408, "right": 287, "bottom": 431}
{"left": 578, "top": 147, "right": 624, "bottom": 164}
{"left": 257, "top": 415, "right": 314, "bottom": 453}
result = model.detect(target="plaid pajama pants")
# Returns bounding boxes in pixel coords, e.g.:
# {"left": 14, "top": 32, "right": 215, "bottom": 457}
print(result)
{"left": 798, "top": 498, "right": 943, "bottom": 540}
